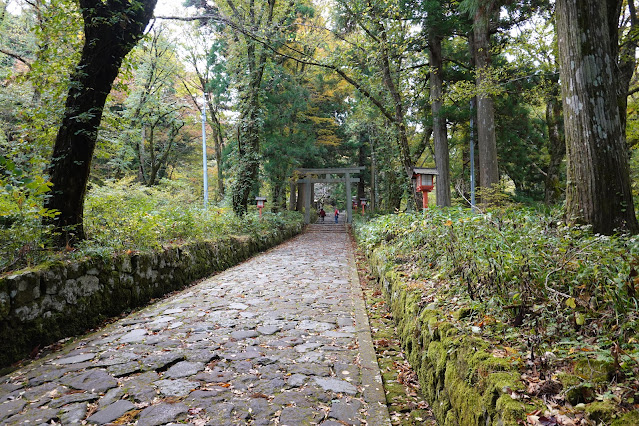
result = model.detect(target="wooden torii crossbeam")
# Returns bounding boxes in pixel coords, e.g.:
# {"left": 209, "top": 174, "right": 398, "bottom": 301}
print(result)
{"left": 296, "top": 167, "right": 365, "bottom": 224}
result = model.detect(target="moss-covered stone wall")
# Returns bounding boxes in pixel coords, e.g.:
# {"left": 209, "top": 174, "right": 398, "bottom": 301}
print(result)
{"left": 364, "top": 248, "right": 532, "bottom": 426}
{"left": 0, "top": 223, "right": 303, "bottom": 368}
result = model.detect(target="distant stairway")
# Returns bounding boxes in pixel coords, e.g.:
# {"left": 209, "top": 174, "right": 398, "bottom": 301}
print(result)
{"left": 306, "top": 221, "right": 347, "bottom": 233}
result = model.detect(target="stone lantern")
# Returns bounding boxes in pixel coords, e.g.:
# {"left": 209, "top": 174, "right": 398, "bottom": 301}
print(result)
{"left": 413, "top": 167, "right": 438, "bottom": 210}
{"left": 255, "top": 197, "right": 267, "bottom": 218}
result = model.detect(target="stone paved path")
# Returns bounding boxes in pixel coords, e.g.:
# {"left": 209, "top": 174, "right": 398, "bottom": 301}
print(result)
{"left": 0, "top": 229, "right": 390, "bottom": 425}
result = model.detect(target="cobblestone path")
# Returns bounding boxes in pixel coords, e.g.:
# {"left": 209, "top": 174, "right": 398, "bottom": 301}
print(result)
{"left": 0, "top": 229, "right": 390, "bottom": 425}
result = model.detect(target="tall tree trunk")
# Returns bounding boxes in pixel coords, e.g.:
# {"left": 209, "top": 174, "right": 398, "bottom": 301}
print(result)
{"left": 556, "top": 0, "right": 639, "bottom": 234}
{"left": 44, "top": 0, "right": 157, "bottom": 247}
{"left": 206, "top": 99, "right": 225, "bottom": 200}
{"left": 544, "top": 96, "right": 565, "bottom": 205}
{"left": 215, "top": 121, "right": 225, "bottom": 199}
{"left": 375, "top": 20, "right": 418, "bottom": 210}
{"left": 429, "top": 33, "right": 451, "bottom": 207}
{"left": 358, "top": 142, "right": 366, "bottom": 204}
{"left": 229, "top": 0, "right": 277, "bottom": 216}
{"left": 608, "top": 0, "right": 637, "bottom": 135}
{"left": 289, "top": 176, "right": 297, "bottom": 210}
{"left": 473, "top": 2, "right": 500, "bottom": 204}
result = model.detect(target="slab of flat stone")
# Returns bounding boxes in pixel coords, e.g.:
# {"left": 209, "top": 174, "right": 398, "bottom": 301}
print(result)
{"left": 221, "top": 346, "right": 262, "bottom": 361}
{"left": 120, "top": 371, "right": 158, "bottom": 403}
{"left": 272, "top": 391, "right": 315, "bottom": 408}
{"left": 185, "top": 349, "right": 218, "bottom": 363}
{"left": 22, "top": 382, "right": 65, "bottom": 402}
{"left": 87, "top": 399, "right": 136, "bottom": 424}
{"left": 228, "top": 302, "right": 249, "bottom": 310}
{"left": 26, "top": 366, "right": 66, "bottom": 387}
{"left": 54, "top": 353, "right": 96, "bottom": 365}
{"left": 154, "top": 378, "right": 199, "bottom": 397}
{"left": 329, "top": 398, "right": 362, "bottom": 425}
{"left": 164, "top": 361, "right": 204, "bottom": 379}
{"left": 297, "top": 351, "right": 324, "bottom": 363}
{"left": 162, "top": 308, "right": 183, "bottom": 315}
{"left": 59, "top": 402, "right": 89, "bottom": 424}
{"left": 204, "top": 402, "right": 235, "bottom": 425}
{"left": 142, "top": 352, "right": 185, "bottom": 371}
{"left": 95, "top": 352, "right": 138, "bottom": 367}
{"left": 288, "top": 364, "right": 331, "bottom": 377}
{"left": 230, "top": 329, "right": 259, "bottom": 340}
{"left": 0, "top": 382, "right": 23, "bottom": 395}
{"left": 149, "top": 316, "right": 175, "bottom": 325}
{"left": 49, "top": 391, "right": 98, "bottom": 408}
{"left": 256, "top": 325, "right": 280, "bottom": 335}
{"left": 314, "top": 377, "right": 358, "bottom": 395}
{"left": 0, "top": 398, "right": 27, "bottom": 422}
{"left": 99, "top": 387, "right": 125, "bottom": 407}
{"left": 324, "top": 331, "right": 354, "bottom": 338}
{"left": 137, "top": 402, "right": 188, "bottom": 426}
{"left": 287, "top": 373, "right": 307, "bottom": 388}
{"left": 61, "top": 369, "right": 117, "bottom": 393}
{"left": 295, "top": 342, "right": 323, "bottom": 353}
{"left": 107, "top": 361, "right": 141, "bottom": 377}
{"left": 3, "top": 407, "right": 58, "bottom": 425}
{"left": 337, "top": 317, "right": 353, "bottom": 327}
{"left": 120, "top": 328, "right": 147, "bottom": 343}
{"left": 279, "top": 406, "right": 323, "bottom": 426}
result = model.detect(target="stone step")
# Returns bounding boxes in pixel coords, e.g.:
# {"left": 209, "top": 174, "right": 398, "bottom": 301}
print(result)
{"left": 307, "top": 223, "right": 347, "bottom": 233}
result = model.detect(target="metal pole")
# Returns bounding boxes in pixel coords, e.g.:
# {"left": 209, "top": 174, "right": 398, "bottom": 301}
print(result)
{"left": 345, "top": 172, "right": 352, "bottom": 223}
{"left": 202, "top": 94, "right": 208, "bottom": 209}
{"left": 469, "top": 98, "right": 476, "bottom": 213}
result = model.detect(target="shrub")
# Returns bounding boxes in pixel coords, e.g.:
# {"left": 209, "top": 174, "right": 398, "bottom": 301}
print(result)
{"left": 354, "top": 207, "right": 639, "bottom": 360}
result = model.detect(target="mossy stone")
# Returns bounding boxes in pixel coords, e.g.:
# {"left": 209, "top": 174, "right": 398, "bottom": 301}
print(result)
{"left": 453, "top": 306, "right": 474, "bottom": 320}
{"left": 611, "top": 410, "right": 639, "bottom": 425}
{"left": 574, "top": 359, "right": 614, "bottom": 383}
{"left": 584, "top": 401, "right": 617, "bottom": 423}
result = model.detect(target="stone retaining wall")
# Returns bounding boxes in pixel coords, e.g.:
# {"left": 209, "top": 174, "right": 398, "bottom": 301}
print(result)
{"left": 0, "top": 223, "right": 303, "bottom": 368}
{"left": 362, "top": 247, "right": 530, "bottom": 426}
{"left": 359, "top": 243, "right": 639, "bottom": 426}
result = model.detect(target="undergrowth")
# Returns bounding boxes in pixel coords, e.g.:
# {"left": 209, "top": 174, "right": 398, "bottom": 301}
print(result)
{"left": 354, "top": 207, "right": 639, "bottom": 399}
{"left": 0, "top": 178, "right": 302, "bottom": 274}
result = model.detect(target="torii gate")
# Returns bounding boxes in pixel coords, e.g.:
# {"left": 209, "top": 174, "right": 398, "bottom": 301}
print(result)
{"left": 296, "top": 167, "right": 365, "bottom": 224}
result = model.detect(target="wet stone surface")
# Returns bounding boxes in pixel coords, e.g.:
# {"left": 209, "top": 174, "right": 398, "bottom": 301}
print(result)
{"left": 0, "top": 231, "right": 382, "bottom": 425}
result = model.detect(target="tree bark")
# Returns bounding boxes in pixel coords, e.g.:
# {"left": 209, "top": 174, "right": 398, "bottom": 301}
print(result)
{"left": 229, "top": 0, "right": 286, "bottom": 216}
{"left": 606, "top": 0, "right": 636, "bottom": 135}
{"left": 44, "top": 0, "right": 157, "bottom": 247}
{"left": 373, "top": 18, "right": 419, "bottom": 210}
{"left": 556, "top": 0, "right": 639, "bottom": 234}
{"left": 473, "top": 2, "right": 500, "bottom": 204}
{"left": 429, "top": 33, "right": 451, "bottom": 207}
{"left": 544, "top": 96, "right": 565, "bottom": 205}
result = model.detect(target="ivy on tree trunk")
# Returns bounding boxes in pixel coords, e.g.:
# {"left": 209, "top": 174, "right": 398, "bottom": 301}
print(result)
{"left": 44, "top": 0, "right": 157, "bottom": 247}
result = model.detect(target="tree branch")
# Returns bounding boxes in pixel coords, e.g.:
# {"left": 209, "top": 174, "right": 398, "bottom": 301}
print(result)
{"left": 0, "top": 47, "right": 32, "bottom": 69}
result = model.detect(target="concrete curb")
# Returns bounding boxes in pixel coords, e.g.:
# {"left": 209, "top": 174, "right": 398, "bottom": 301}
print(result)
{"left": 347, "top": 235, "right": 392, "bottom": 426}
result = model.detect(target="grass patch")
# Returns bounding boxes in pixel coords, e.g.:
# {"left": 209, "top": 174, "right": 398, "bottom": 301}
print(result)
{"left": 1, "top": 178, "right": 303, "bottom": 275}
{"left": 353, "top": 207, "right": 639, "bottom": 422}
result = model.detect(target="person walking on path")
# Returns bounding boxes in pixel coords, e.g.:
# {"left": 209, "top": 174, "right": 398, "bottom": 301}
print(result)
{"left": 319, "top": 208, "right": 326, "bottom": 222}
{"left": 334, "top": 208, "right": 339, "bottom": 223}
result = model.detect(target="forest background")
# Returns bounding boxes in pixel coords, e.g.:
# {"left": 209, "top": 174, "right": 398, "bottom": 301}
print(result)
{"left": 2, "top": 0, "right": 639, "bottom": 420}
{"left": 3, "top": 0, "right": 639, "bottom": 256}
